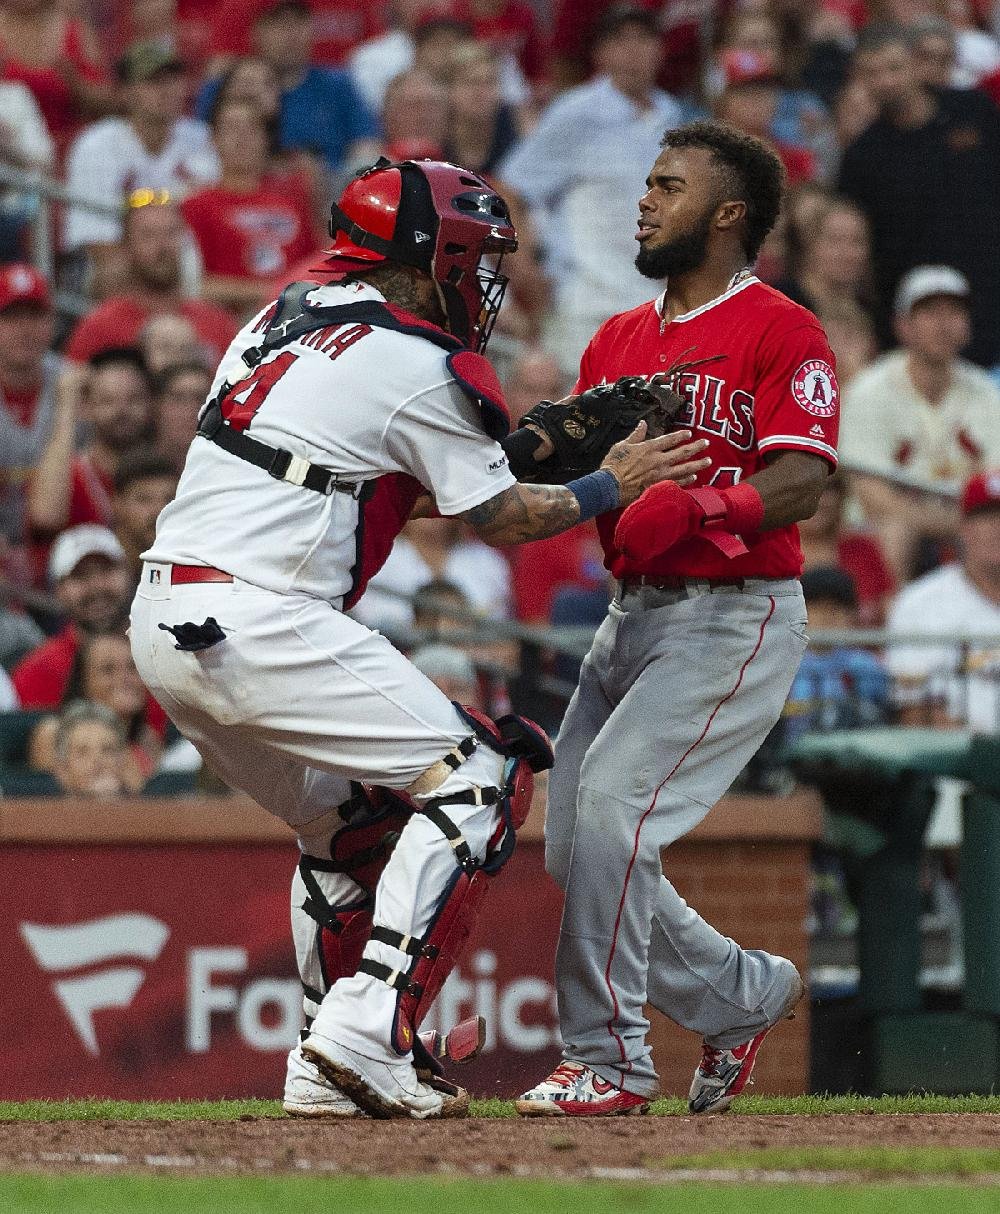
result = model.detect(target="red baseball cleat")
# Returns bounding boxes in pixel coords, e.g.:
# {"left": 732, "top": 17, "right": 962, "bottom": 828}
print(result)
{"left": 688, "top": 975, "right": 804, "bottom": 1113}
{"left": 515, "top": 1060, "right": 650, "bottom": 1117}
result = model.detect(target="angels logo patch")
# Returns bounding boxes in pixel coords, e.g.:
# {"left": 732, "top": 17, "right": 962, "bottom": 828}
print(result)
{"left": 791, "top": 360, "right": 839, "bottom": 418}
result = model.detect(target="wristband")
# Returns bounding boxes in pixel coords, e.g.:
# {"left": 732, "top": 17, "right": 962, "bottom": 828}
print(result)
{"left": 566, "top": 469, "right": 620, "bottom": 521}
{"left": 718, "top": 481, "right": 765, "bottom": 534}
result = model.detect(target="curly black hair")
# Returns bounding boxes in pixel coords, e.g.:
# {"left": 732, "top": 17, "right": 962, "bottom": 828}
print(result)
{"left": 660, "top": 121, "right": 785, "bottom": 262}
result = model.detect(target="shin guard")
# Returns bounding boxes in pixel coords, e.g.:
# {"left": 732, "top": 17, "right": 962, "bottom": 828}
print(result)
{"left": 358, "top": 709, "right": 554, "bottom": 1055}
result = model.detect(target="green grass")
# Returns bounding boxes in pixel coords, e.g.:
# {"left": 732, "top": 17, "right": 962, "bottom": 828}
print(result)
{"left": 3, "top": 1093, "right": 1000, "bottom": 1121}
{"left": 660, "top": 1146, "right": 1000, "bottom": 1177}
{"left": 2, "top": 1176, "right": 999, "bottom": 1214}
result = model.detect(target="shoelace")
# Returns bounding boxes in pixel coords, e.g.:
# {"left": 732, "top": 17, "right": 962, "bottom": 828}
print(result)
{"left": 546, "top": 1061, "right": 586, "bottom": 1089}
{"left": 698, "top": 1044, "right": 725, "bottom": 1077}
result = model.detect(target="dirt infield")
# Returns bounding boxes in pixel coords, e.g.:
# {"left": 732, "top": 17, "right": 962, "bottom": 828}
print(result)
{"left": 3, "top": 1115, "right": 999, "bottom": 1179}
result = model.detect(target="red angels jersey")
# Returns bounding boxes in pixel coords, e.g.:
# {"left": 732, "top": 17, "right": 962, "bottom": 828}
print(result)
{"left": 576, "top": 276, "right": 839, "bottom": 580}
{"left": 146, "top": 282, "right": 516, "bottom": 608}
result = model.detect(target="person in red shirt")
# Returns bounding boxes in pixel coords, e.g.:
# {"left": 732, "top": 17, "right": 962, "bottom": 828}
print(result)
{"left": 65, "top": 198, "right": 239, "bottom": 365}
{"left": 28, "top": 349, "right": 156, "bottom": 539}
{"left": 517, "top": 122, "right": 836, "bottom": 1119}
{"left": 12, "top": 525, "right": 167, "bottom": 741}
{"left": 453, "top": 0, "right": 547, "bottom": 84}
{"left": 181, "top": 98, "right": 317, "bottom": 318}
{"left": 208, "top": 0, "right": 386, "bottom": 67}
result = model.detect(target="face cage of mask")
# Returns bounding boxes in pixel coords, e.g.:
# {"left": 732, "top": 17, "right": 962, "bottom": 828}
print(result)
{"left": 471, "top": 255, "right": 510, "bottom": 353}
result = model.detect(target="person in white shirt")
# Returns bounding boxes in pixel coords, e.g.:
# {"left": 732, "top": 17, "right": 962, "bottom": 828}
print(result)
{"left": 63, "top": 40, "right": 219, "bottom": 253}
{"left": 839, "top": 265, "right": 1000, "bottom": 580}
{"left": 497, "top": 6, "right": 685, "bottom": 376}
{"left": 887, "top": 468, "right": 1000, "bottom": 732}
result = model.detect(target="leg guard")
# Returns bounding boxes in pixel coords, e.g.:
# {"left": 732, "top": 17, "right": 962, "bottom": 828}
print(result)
{"left": 294, "top": 782, "right": 488, "bottom": 1067}
{"left": 296, "top": 784, "right": 411, "bottom": 1013}
{"left": 357, "top": 708, "right": 553, "bottom": 1055}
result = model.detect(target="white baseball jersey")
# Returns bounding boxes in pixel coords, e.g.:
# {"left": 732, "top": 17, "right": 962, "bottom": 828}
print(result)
{"left": 145, "top": 281, "right": 516, "bottom": 607}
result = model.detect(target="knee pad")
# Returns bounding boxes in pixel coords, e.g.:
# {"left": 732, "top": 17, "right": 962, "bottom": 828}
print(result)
{"left": 358, "top": 707, "right": 553, "bottom": 1054}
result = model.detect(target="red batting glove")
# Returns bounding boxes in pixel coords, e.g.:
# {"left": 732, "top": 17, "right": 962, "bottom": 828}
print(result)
{"left": 614, "top": 481, "right": 705, "bottom": 560}
{"left": 614, "top": 482, "right": 764, "bottom": 561}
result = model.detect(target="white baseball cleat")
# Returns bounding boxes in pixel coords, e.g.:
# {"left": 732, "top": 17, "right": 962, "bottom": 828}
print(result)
{"left": 302, "top": 1033, "right": 469, "bottom": 1120}
{"left": 283, "top": 1043, "right": 365, "bottom": 1118}
{"left": 688, "top": 970, "right": 805, "bottom": 1114}
{"left": 516, "top": 1060, "right": 650, "bottom": 1117}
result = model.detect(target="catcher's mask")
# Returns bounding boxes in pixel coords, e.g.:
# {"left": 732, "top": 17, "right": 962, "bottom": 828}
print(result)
{"left": 313, "top": 158, "right": 517, "bottom": 354}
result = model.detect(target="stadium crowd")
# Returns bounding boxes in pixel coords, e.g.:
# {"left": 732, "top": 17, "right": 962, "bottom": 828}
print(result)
{"left": 0, "top": 0, "right": 999, "bottom": 806}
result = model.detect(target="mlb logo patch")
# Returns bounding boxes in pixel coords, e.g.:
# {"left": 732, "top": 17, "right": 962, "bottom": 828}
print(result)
{"left": 791, "top": 360, "right": 839, "bottom": 418}
{"left": 148, "top": 568, "right": 161, "bottom": 585}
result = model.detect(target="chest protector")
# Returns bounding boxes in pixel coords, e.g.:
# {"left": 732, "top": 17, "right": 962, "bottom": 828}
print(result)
{"left": 197, "top": 282, "right": 511, "bottom": 607}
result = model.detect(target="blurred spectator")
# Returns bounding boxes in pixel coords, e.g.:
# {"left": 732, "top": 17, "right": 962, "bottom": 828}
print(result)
{"left": 381, "top": 67, "right": 448, "bottom": 161}
{"left": 0, "top": 596, "right": 43, "bottom": 672}
{"left": 352, "top": 516, "right": 512, "bottom": 633}
{"left": 63, "top": 40, "right": 219, "bottom": 254}
{"left": 839, "top": 22, "right": 1000, "bottom": 366}
{"left": 714, "top": 52, "right": 818, "bottom": 185}
{"left": 833, "top": 71, "right": 879, "bottom": 147}
{"left": 31, "top": 631, "right": 161, "bottom": 782}
{"left": 410, "top": 641, "right": 482, "bottom": 706}
{"left": 411, "top": 577, "right": 472, "bottom": 637}
{"left": 940, "top": 0, "right": 1000, "bottom": 87}
{"left": 817, "top": 297, "right": 878, "bottom": 386}
{"left": 840, "top": 265, "right": 1000, "bottom": 580}
{"left": 0, "top": 263, "right": 61, "bottom": 549}
{"left": 49, "top": 700, "right": 136, "bottom": 797}
{"left": 443, "top": 44, "right": 520, "bottom": 177}
{"left": 776, "top": 196, "right": 874, "bottom": 318}
{"left": 0, "top": 0, "right": 112, "bottom": 152}
{"left": 28, "top": 350, "right": 156, "bottom": 538}
{"left": 912, "top": 15, "right": 958, "bottom": 87}
{"left": 64, "top": 196, "right": 238, "bottom": 364}
{"left": 498, "top": 5, "right": 684, "bottom": 376}
{"left": 153, "top": 359, "right": 213, "bottom": 472}
{"left": 111, "top": 450, "right": 178, "bottom": 580}
{"left": 501, "top": 345, "right": 568, "bottom": 423}
{"left": 887, "top": 469, "right": 1000, "bottom": 730}
{"left": 454, "top": 0, "right": 547, "bottom": 86}
{"left": 550, "top": 0, "right": 718, "bottom": 98}
{"left": 181, "top": 99, "right": 316, "bottom": 318}
{"left": 783, "top": 565, "right": 890, "bottom": 743}
{"left": 12, "top": 524, "right": 132, "bottom": 706}
{"left": 798, "top": 475, "right": 897, "bottom": 626}
{"left": 204, "top": 55, "right": 329, "bottom": 231}
{"left": 349, "top": 2, "right": 456, "bottom": 116}
{"left": 199, "top": 0, "right": 380, "bottom": 177}
{"left": 511, "top": 522, "right": 605, "bottom": 623}
{"left": 139, "top": 312, "right": 202, "bottom": 375}
{"left": 0, "top": 75, "right": 54, "bottom": 260}
{"left": 207, "top": 0, "right": 386, "bottom": 68}
{"left": 713, "top": 6, "right": 834, "bottom": 169}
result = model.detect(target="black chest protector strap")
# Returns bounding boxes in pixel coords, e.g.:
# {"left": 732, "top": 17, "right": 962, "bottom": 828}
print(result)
{"left": 197, "top": 283, "right": 375, "bottom": 496}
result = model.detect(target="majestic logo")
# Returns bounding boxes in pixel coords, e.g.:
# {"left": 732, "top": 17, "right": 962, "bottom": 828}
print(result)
{"left": 21, "top": 914, "right": 170, "bottom": 1055}
{"left": 791, "top": 360, "right": 839, "bottom": 418}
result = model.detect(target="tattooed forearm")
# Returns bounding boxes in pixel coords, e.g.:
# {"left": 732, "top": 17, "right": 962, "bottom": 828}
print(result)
{"left": 460, "top": 483, "right": 581, "bottom": 544}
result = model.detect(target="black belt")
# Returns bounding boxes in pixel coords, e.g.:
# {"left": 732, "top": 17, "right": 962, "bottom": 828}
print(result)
{"left": 198, "top": 402, "right": 360, "bottom": 497}
{"left": 619, "top": 575, "right": 745, "bottom": 593}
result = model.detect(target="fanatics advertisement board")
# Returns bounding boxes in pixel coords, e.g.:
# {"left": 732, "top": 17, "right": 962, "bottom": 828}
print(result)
{"left": 0, "top": 841, "right": 564, "bottom": 1100}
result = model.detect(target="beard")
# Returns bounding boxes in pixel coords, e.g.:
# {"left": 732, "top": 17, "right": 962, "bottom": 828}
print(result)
{"left": 634, "top": 204, "right": 716, "bottom": 280}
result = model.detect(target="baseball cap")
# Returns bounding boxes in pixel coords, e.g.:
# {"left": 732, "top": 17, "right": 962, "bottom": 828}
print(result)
{"left": 48, "top": 525, "right": 126, "bottom": 583}
{"left": 117, "top": 38, "right": 185, "bottom": 85}
{"left": 720, "top": 49, "right": 780, "bottom": 87}
{"left": 0, "top": 262, "right": 50, "bottom": 313}
{"left": 894, "top": 265, "right": 969, "bottom": 315}
{"left": 961, "top": 469, "right": 1000, "bottom": 516}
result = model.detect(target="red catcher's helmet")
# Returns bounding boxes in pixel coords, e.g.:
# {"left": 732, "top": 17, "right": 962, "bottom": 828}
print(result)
{"left": 315, "top": 158, "right": 517, "bottom": 353}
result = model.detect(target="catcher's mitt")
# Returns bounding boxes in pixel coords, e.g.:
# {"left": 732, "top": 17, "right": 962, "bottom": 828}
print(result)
{"left": 520, "top": 353, "right": 724, "bottom": 482}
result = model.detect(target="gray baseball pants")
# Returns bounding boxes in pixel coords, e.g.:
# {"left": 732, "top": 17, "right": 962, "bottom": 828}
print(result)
{"left": 546, "top": 578, "right": 808, "bottom": 1097}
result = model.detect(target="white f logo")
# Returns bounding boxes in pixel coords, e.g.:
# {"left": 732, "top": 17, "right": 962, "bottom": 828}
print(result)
{"left": 21, "top": 915, "right": 170, "bottom": 1055}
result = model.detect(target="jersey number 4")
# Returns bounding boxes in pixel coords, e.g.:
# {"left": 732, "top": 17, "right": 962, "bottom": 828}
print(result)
{"left": 220, "top": 352, "right": 298, "bottom": 432}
